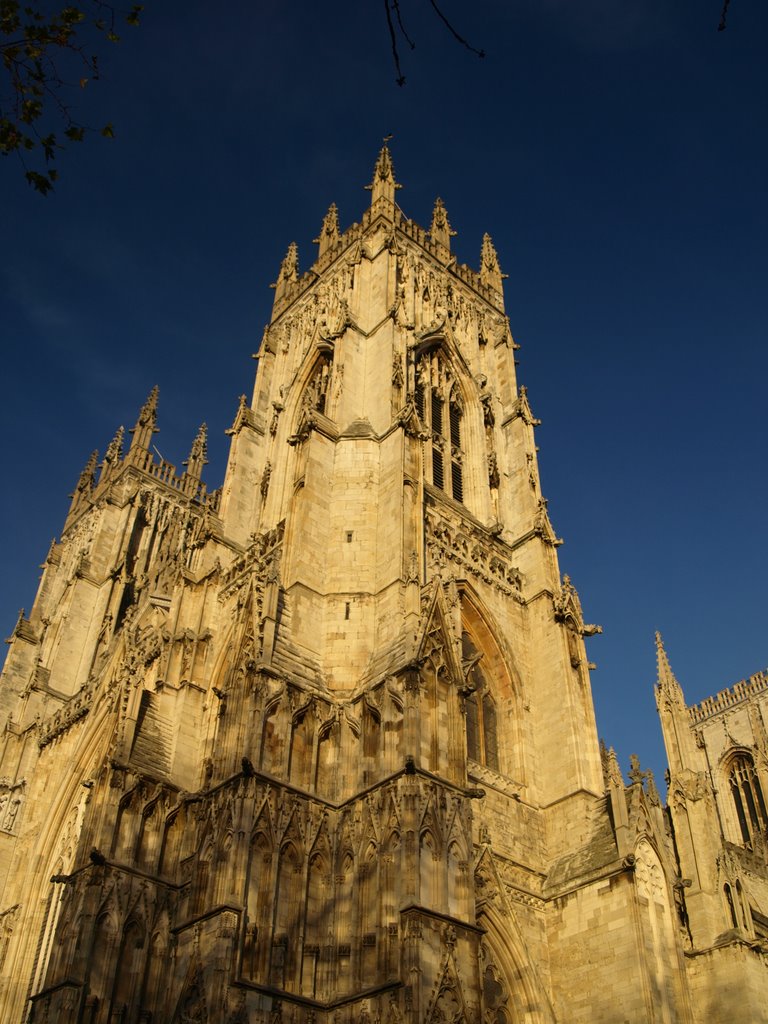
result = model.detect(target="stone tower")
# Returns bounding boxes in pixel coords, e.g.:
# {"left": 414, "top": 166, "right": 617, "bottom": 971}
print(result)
{"left": 0, "top": 149, "right": 763, "bottom": 1023}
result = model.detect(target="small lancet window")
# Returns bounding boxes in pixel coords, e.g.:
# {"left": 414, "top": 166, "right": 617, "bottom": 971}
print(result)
{"left": 462, "top": 631, "right": 499, "bottom": 772}
{"left": 414, "top": 347, "right": 464, "bottom": 503}
{"left": 728, "top": 752, "right": 768, "bottom": 846}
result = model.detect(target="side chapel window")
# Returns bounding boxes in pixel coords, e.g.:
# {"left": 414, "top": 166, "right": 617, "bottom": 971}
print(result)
{"left": 728, "top": 752, "right": 768, "bottom": 846}
{"left": 415, "top": 348, "right": 464, "bottom": 503}
{"left": 462, "top": 632, "right": 499, "bottom": 772}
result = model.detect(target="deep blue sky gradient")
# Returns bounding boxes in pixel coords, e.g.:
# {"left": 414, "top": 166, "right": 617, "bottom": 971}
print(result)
{"left": 2, "top": 0, "right": 766, "bottom": 787}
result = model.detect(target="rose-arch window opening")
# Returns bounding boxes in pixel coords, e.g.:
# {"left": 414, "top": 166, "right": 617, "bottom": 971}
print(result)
{"left": 415, "top": 348, "right": 464, "bottom": 503}
{"left": 728, "top": 752, "right": 768, "bottom": 846}
{"left": 462, "top": 631, "right": 499, "bottom": 771}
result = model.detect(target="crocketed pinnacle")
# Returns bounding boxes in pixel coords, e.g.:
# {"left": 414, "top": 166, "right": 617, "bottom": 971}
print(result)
{"left": 479, "top": 233, "right": 507, "bottom": 293}
{"left": 655, "top": 631, "right": 685, "bottom": 703}
{"left": 314, "top": 203, "right": 340, "bottom": 258}
{"left": 104, "top": 425, "right": 125, "bottom": 467}
{"left": 430, "top": 197, "right": 456, "bottom": 251}
{"left": 183, "top": 423, "right": 209, "bottom": 480}
{"left": 73, "top": 450, "right": 99, "bottom": 496}
{"left": 365, "top": 144, "right": 402, "bottom": 206}
{"left": 129, "top": 385, "right": 159, "bottom": 451}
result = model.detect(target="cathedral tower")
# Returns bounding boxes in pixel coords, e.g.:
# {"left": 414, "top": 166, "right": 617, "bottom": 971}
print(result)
{"left": 0, "top": 150, "right": 729, "bottom": 1023}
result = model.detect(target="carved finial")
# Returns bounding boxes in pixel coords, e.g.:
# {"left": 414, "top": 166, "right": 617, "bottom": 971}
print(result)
{"left": 314, "top": 202, "right": 340, "bottom": 258}
{"left": 429, "top": 197, "right": 456, "bottom": 251}
{"left": 628, "top": 753, "right": 643, "bottom": 785}
{"left": 71, "top": 450, "right": 99, "bottom": 500}
{"left": 479, "top": 233, "right": 507, "bottom": 295}
{"left": 183, "top": 423, "right": 208, "bottom": 480}
{"left": 128, "top": 385, "right": 159, "bottom": 452}
{"left": 365, "top": 144, "right": 401, "bottom": 207}
{"left": 655, "top": 631, "right": 685, "bottom": 703}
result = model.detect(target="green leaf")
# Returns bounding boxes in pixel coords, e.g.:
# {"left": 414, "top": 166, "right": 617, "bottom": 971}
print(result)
{"left": 64, "top": 125, "right": 85, "bottom": 142}
{"left": 101, "top": 123, "right": 114, "bottom": 139}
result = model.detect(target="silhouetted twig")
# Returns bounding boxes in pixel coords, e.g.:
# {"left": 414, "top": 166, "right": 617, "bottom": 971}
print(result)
{"left": 718, "top": 0, "right": 731, "bottom": 30}
{"left": 428, "top": 0, "right": 485, "bottom": 58}
{"left": 392, "top": 0, "right": 415, "bottom": 51}
{"left": 383, "top": 0, "right": 485, "bottom": 86}
{"left": 383, "top": 0, "right": 406, "bottom": 85}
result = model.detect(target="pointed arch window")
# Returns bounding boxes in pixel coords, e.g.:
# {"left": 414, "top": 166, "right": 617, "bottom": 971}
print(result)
{"left": 728, "top": 752, "right": 768, "bottom": 846}
{"left": 462, "top": 631, "right": 499, "bottom": 772}
{"left": 415, "top": 347, "right": 464, "bottom": 503}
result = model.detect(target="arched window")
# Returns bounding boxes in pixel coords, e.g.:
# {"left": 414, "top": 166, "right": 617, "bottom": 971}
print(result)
{"left": 415, "top": 348, "right": 464, "bottom": 503}
{"left": 462, "top": 631, "right": 499, "bottom": 772}
{"left": 728, "top": 752, "right": 768, "bottom": 846}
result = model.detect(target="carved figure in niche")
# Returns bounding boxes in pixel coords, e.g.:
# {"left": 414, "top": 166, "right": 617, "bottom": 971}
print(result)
{"left": 303, "top": 354, "right": 333, "bottom": 417}
{"left": 270, "top": 403, "right": 283, "bottom": 436}
{"left": 392, "top": 353, "right": 405, "bottom": 389}
{"left": 260, "top": 462, "right": 272, "bottom": 500}
{"left": 3, "top": 798, "right": 21, "bottom": 832}
{"left": 487, "top": 451, "right": 499, "bottom": 491}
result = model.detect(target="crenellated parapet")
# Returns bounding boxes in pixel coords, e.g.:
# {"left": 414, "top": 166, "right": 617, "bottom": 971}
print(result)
{"left": 688, "top": 671, "right": 768, "bottom": 724}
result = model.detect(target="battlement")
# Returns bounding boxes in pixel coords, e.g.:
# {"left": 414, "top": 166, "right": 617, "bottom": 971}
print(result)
{"left": 688, "top": 669, "right": 768, "bottom": 724}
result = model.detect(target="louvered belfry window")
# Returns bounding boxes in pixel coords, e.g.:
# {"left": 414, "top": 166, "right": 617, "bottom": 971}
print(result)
{"left": 415, "top": 348, "right": 464, "bottom": 503}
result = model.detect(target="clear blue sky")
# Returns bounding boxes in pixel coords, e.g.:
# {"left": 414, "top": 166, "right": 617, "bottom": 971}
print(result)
{"left": 2, "top": 0, "right": 766, "bottom": 787}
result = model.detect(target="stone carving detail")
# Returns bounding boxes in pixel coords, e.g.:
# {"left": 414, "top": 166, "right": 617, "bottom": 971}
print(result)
{"left": 533, "top": 499, "right": 563, "bottom": 548}
{"left": 426, "top": 502, "right": 522, "bottom": 598}
{"left": 0, "top": 781, "right": 24, "bottom": 834}
{"left": 38, "top": 683, "right": 96, "bottom": 748}
{"left": 260, "top": 461, "right": 272, "bottom": 500}
{"left": 553, "top": 575, "right": 601, "bottom": 638}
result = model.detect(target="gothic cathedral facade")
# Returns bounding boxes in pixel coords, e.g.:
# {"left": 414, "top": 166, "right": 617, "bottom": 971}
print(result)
{"left": 0, "top": 149, "right": 766, "bottom": 1023}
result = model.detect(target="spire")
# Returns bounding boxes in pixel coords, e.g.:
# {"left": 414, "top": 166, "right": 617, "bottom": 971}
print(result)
{"left": 271, "top": 242, "right": 299, "bottom": 302}
{"left": 429, "top": 197, "right": 456, "bottom": 253}
{"left": 183, "top": 423, "right": 208, "bottom": 481}
{"left": 314, "top": 203, "right": 340, "bottom": 259}
{"left": 655, "top": 631, "right": 685, "bottom": 704}
{"left": 365, "top": 144, "right": 401, "bottom": 208}
{"left": 128, "top": 385, "right": 159, "bottom": 453}
{"left": 479, "top": 233, "right": 507, "bottom": 295}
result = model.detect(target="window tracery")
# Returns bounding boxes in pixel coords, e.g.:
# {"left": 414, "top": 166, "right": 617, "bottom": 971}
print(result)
{"left": 727, "top": 752, "right": 768, "bottom": 846}
{"left": 415, "top": 347, "right": 464, "bottom": 503}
